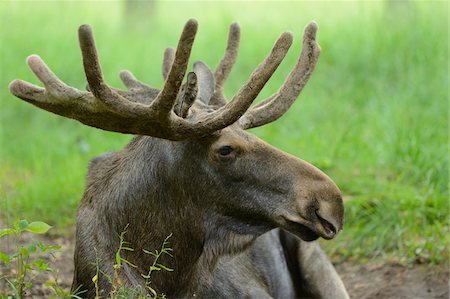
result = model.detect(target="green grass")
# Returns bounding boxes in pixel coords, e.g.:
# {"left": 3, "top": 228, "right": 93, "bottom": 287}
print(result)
{"left": 0, "top": 1, "right": 448, "bottom": 263}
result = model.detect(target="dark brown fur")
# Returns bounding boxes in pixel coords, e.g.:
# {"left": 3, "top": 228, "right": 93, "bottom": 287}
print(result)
{"left": 72, "top": 121, "right": 348, "bottom": 298}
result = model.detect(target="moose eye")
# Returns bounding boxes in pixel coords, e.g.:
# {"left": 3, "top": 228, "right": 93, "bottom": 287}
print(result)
{"left": 218, "top": 146, "right": 233, "bottom": 156}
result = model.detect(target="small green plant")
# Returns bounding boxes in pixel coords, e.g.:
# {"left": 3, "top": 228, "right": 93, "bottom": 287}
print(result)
{"left": 91, "top": 226, "right": 173, "bottom": 299}
{"left": 109, "top": 224, "right": 138, "bottom": 298}
{"left": 0, "top": 219, "right": 83, "bottom": 299}
{"left": 141, "top": 234, "right": 173, "bottom": 298}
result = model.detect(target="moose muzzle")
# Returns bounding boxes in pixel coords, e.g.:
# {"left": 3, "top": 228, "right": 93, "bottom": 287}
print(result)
{"left": 277, "top": 161, "right": 344, "bottom": 242}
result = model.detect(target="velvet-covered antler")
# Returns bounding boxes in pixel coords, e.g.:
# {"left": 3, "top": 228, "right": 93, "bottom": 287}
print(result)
{"left": 9, "top": 20, "right": 320, "bottom": 139}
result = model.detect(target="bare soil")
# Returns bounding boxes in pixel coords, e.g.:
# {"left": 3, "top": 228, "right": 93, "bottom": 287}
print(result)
{"left": 1, "top": 234, "right": 448, "bottom": 298}
{"left": 335, "top": 261, "right": 449, "bottom": 299}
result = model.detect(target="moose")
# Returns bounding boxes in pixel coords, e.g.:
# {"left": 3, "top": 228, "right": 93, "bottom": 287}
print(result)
{"left": 10, "top": 19, "right": 349, "bottom": 298}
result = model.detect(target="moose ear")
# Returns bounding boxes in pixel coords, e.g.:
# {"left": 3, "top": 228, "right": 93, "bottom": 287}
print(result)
{"left": 193, "top": 61, "right": 215, "bottom": 105}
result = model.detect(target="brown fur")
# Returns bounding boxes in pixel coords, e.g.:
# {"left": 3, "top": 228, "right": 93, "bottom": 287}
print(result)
{"left": 72, "top": 118, "right": 347, "bottom": 298}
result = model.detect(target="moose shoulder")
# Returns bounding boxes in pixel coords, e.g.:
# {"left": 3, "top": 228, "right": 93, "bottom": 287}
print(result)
{"left": 10, "top": 19, "right": 349, "bottom": 298}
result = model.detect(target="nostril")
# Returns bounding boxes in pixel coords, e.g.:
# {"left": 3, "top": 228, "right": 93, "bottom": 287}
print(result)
{"left": 315, "top": 210, "right": 337, "bottom": 236}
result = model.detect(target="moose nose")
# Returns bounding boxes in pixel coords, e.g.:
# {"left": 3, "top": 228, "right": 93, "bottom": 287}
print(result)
{"left": 315, "top": 209, "right": 338, "bottom": 238}
{"left": 314, "top": 196, "right": 344, "bottom": 239}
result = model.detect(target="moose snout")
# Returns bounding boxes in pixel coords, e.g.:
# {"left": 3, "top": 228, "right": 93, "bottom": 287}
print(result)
{"left": 313, "top": 195, "right": 344, "bottom": 239}
{"left": 298, "top": 177, "right": 344, "bottom": 240}
{"left": 279, "top": 176, "right": 345, "bottom": 242}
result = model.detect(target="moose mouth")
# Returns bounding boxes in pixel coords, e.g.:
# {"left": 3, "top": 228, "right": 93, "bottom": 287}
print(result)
{"left": 281, "top": 219, "right": 320, "bottom": 241}
{"left": 279, "top": 212, "right": 339, "bottom": 242}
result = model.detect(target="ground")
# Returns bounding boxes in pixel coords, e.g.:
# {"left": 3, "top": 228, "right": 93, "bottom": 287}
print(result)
{"left": 335, "top": 261, "right": 448, "bottom": 299}
{"left": 0, "top": 233, "right": 448, "bottom": 298}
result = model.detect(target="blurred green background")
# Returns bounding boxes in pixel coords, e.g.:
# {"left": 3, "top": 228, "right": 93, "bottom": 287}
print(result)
{"left": 0, "top": 1, "right": 448, "bottom": 264}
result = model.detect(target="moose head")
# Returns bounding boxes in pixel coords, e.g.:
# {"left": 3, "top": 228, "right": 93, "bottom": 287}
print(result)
{"left": 9, "top": 19, "right": 346, "bottom": 297}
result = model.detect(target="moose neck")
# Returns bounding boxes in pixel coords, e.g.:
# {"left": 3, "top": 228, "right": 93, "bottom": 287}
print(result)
{"left": 94, "top": 136, "right": 263, "bottom": 295}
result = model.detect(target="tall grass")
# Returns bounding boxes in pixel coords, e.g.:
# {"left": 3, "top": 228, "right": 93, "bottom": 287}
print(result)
{"left": 0, "top": 1, "right": 447, "bottom": 263}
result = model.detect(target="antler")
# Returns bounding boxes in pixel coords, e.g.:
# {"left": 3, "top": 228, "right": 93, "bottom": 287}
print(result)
{"left": 238, "top": 22, "right": 321, "bottom": 129}
{"left": 9, "top": 19, "right": 314, "bottom": 140}
{"left": 212, "top": 22, "right": 241, "bottom": 106}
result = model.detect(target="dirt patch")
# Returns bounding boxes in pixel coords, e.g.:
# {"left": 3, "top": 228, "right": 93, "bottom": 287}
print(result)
{"left": 0, "top": 233, "right": 74, "bottom": 298}
{"left": 1, "top": 234, "right": 448, "bottom": 298}
{"left": 335, "top": 260, "right": 449, "bottom": 299}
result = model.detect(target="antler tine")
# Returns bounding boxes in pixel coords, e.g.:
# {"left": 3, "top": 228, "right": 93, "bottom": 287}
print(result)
{"left": 25, "top": 55, "right": 73, "bottom": 95}
{"left": 10, "top": 54, "right": 92, "bottom": 108}
{"left": 9, "top": 77, "right": 45, "bottom": 103}
{"left": 171, "top": 31, "right": 293, "bottom": 136}
{"left": 78, "top": 25, "right": 140, "bottom": 115}
{"left": 162, "top": 48, "right": 175, "bottom": 80}
{"left": 150, "top": 19, "right": 198, "bottom": 119}
{"left": 117, "top": 70, "right": 161, "bottom": 104}
{"left": 211, "top": 22, "right": 240, "bottom": 106}
{"left": 120, "top": 70, "right": 147, "bottom": 89}
{"left": 239, "top": 22, "right": 321, "bottom": 129}
{"left": 9, "top": 53, "right": 128, "bottom": 135}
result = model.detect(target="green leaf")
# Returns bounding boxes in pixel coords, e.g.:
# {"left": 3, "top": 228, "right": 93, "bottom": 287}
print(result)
{"left": 25, "top": 221, "right": 52, "bottom": 234}
{"left": 40, "top": 245, "right": 61, "bottom": 252}
{"left": 121, "top": 258, "right": 137, "bottom": 268}
{"left": 150, "top": 265, "right": 161, "bottom": 272}
{"left": 55, "top": 287, "right": 65, "bottom": 296}
{"left": 115, "top": 251, "right": 121, "bottom": 266}
{"left": 0, "top": 252, "right": 11, "bottom": 264}
{"left": 156, "top": 264, "right": 173, "bottom": 272}
{"left": 162, "top": 249, "right": 173, "bottom": 257}
{"left": 20, "top": 246, "right": 29, "bottom": 258}
{"left": 27, "top": 244, "right": 37, "bottom": 253}
{"left": 17, "top": 219, "right": 29, "bottom": 231}
{"left": 34, "top": 259, "right": 49, "bottom": 271}
{"left": 0, "top": 228, "right": 15, "bottom": 238}
{"left": 34, "top": 259, "right": 44, "bottom": 266}
{"left": 35, "top": 240, "right": 44, "bottom": 250}
{"left": 146, "top": 286, "right": 157, "bottom": 297}
{"left": 44, "top": 281, "right": 56, "bottom": 287}
{"left": 143, "top": 249, "right": 158, "bottom": 257}
{"left": 92, "top": 274, "right": 98, "bottom": 283}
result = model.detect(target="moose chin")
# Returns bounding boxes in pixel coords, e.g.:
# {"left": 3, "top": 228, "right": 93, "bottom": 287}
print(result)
{"left": 10, "top": 19, "right": 349, "bottom": 298}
